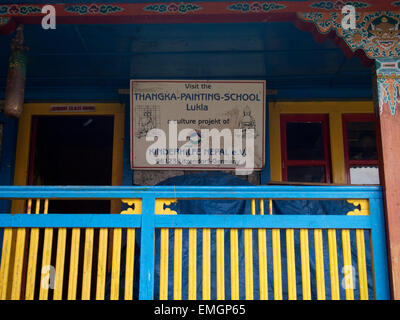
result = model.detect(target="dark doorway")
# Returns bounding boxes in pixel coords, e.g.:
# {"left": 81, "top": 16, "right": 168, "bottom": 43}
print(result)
{"left": 28, "top": 115, "right": 114, "bottom": 213}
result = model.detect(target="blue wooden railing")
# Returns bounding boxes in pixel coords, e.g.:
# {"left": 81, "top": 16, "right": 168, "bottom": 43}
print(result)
{"left": 0, "top": 185, "right": 391, "bottom": 300}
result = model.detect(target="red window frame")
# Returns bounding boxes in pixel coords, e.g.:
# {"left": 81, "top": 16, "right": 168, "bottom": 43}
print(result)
{"left": 280, "top": 114, "right": 332, "bottom": 183}
{"left": 342, "top": 113, "right": 379, "bottom": 184}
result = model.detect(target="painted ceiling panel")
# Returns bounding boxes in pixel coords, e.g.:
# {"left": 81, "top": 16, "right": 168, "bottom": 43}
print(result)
{"left": 0, "top": 21, "right": 372, "bottom": 98}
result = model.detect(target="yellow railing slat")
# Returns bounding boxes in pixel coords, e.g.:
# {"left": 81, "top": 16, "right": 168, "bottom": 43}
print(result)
{"left": 328, "top": 229, "right": 340, "bottom": 300}
{"left": 342, "top": 229, "right": 354, "bottom": 300}
{"left": 356, "top": 230, "right": 368, "bottom": 300}
{"left": 230, "top": 229, "right": 239, "bottom": 300}
{"left": 11, "top": 227, "right": 26, "bottom": 299}
{"left": 188, "top": 228, "right": 197, "bottom": 300}
{"left": 258, "top": 199, "right": 268, "bottom": 300}
{"left": 11, "top": 199, "right": 37, "bottom": 299}
{"left": 159, "top": 228, "right": 169, "bottom": 300}
{"left": 110, "top": 228, "right": 122, "bottom": 300}
{"left": 173, "top": 228, "right": 182, "bottom": 300}
{"left": 39, "top": 200, "right": 52, "bottom": 300}
{"left": 270, "top": 199, "right": 282, "bottom": 300}
{"left": 202, "top": 228, "right": 211, "bottom": 300}
{"left": 272, "top": 228, "right": 282, "bottom": 300}
{"left": 81, "top": 228, "right": 94, "bottom": 300}
{"left": 314, "top": 229, "right": 326, "bottom": 300}
{"left": 25, "top": 199, "right": 39, "bottom": 300}
{"left": 0, "top": 228, "right": 14, "bottom": 300}
{"left": 286, "top": 228, "right": 297, "bottom": 300}
{"left": 216, "top": 228, "right": 225, "bottom": 300}
{"left": 244, "top": 228, "right": 253, "bottom": 300}
{"left": 124, "top": 228, "right": 136, "bottom": 300}
{"left": 53, "top": 227, "right": 67, "bottom": 300}
{"left": 95, "top": 228, "right": 108, "bottom": 300}
{"left": 67, "top": 228, "right": 80, "bottom": 300}
{"left": 300, "top": 229, "right": 311, "bottom": 300}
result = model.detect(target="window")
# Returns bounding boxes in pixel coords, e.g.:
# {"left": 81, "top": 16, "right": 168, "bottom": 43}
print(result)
{"left": 281, "top": 114, "right": 331, "bottom": 183}
{"left": 343, "top": 114, "right": 379, "bottom": 184}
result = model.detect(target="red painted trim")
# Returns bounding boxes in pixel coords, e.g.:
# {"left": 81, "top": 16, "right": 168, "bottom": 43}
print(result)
{"left": 342, "top": 113, "right": 379, "bottom": 184}
{"left": 0, "top": 1, "right": 396, "bottom": 26}
{"left": 280, "top": 113, "right": 332, "bottom": 183}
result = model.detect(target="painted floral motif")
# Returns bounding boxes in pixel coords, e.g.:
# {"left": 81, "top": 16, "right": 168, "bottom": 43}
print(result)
{"left": 392, "top": 1, "right": 400, "bottom": 7}
{"left": 298, "top": 11, "right": 400, "bottom": 59}
{"left": 0, "top": 5, "right": 41, "bottom": 15}
{"left": 64, "top": 4, "right": 124, "bottom": 15}
{"left": 0, "top": 17, "right": 9, "bottom": 26}
{"left": 227, "top": 2, "right": 286, "bottom": 13}
{"left": 143, "top": 3, "right": 202, "bottom": 14}
{"left": 309, "top": 1, "right": 370, "bottom": 10}
{"left": 378, "top": 77, "right": 400, "bottom": 115}
{"left": 376, "top": 58, "right": 400, "bottom": 115}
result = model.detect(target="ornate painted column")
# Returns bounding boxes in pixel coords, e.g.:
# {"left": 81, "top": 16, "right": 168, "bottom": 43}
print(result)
{"left": 4, "top": 24, "right": 28, "bottom": 118}
{"left": 373, "top": 57, "right": 400, "bottom": 299}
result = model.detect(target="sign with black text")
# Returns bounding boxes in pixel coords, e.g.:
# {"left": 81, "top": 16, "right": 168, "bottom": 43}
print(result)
{"left": 130, "top": 80, "right": 265, "bottom": 174}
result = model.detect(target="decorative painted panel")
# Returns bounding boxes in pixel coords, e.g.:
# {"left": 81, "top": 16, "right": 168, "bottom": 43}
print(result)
{"left": 375, "top": 57, "right": 400, "bottom": 115}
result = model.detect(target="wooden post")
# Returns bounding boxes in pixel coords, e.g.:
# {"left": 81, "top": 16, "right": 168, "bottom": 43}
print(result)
{"left": 374, "top": 58, "right": 400, "bottom": 299}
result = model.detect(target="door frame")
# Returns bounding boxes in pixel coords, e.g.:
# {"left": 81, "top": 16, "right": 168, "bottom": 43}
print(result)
{"left": 12, "top": 103, "right": 125, "bottom": 213}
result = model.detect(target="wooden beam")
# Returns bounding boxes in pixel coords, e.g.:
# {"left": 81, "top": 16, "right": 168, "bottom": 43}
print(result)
{"left": 374, "top": 58, "right": 400, "bottom": 300}
{"left": 0, "top": 1, "right": 396, "bottom": 28}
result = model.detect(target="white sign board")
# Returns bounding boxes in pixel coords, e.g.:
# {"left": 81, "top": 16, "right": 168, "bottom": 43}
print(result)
{"left": 130, "top": 80, "right": 265, "bottom": 172}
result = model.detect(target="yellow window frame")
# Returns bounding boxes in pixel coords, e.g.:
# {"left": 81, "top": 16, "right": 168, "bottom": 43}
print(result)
{"left": 269, "top": 101, "right": 375, "bottom": 184}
